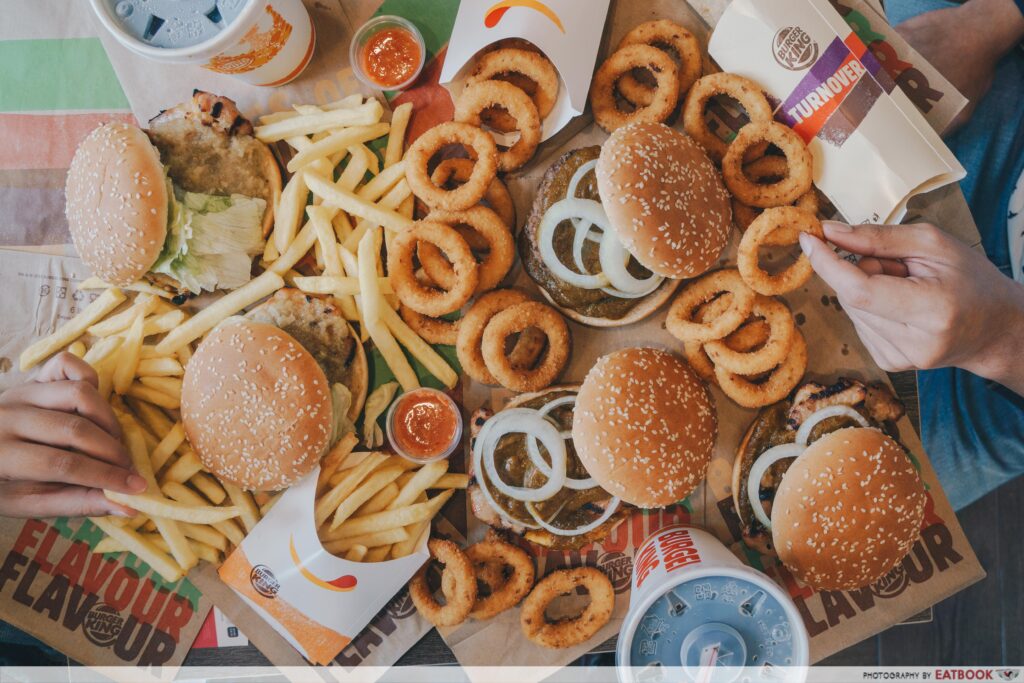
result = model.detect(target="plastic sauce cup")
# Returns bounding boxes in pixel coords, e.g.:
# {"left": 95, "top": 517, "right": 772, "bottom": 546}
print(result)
{"left": 349, "top": 15, "right": 425, "bottom": 91}
{"left": 386, "top": 388, "right": 462, "bottom": 464}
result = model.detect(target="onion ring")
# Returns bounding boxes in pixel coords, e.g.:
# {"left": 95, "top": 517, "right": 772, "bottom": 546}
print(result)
{"left": 737, "top": 206, "right": 824, "bottom": 295}
{"left": 408, "top": 538, "right": 477, "bottom": 627}
{"left": 590, "top": 44, "right": 679, "bottom": 133}
{"left": 682, "top": 73, "right": 773, "bottom": 163}
{"left": 419, "top": 207, "right": 515, "bottom": 294}
{"left": 466, "top": 539, "right": 535, "bottom": 620}
{"left": 479, "top": 409, "right": 568, "bottom": 502}
{"left": 715, "top": 329, "right": 808, "bottom": 408}
{"left": 388, "top": 221, "right": 478, "bottom": 316}
{"left": 405, "top": 122, "right": 498, "bottom": 211}
{"left": 616, "top": 20, "right": 702, "bottom": 107}
{"left": 441, "top": 558, "right": 506, "bottom": 604}
{"left": 455, "top": 80, "right": 541, "bottom": 172}
{"left": 666, "top": 269, "right": 756, "bottom": 343}
{"left": 722, "top": 122, "right": 814, "bottom": 208}
{"left": 467, "top": 48, "right": 559, "bottom": 121}
{"left": 481, "top": 301, "right": 570, "bottom": 392}
{"left": 681, "top": 295, "right": 771, "bottom": 384}
{"left": 456, "top": 289, "right": 534, "bottom": 385}
{"left": 704, "top": 295, "right": 795, "bottom": 375}
{"left": 520, "top": 567, "right": 614, "bottom": 649}
{"left": 732, "top": 156, "right": 820, "bottom": 246}
{"left": 399, "top": 304, "right": 460, "bottom": 346}
{"left": 431, "top": 158, "right": 516, "bottom": 231}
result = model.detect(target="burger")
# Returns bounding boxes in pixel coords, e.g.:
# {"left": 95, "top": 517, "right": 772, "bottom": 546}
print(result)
{"left": 733, "top": 378, "right": 927, "bottom": 590}
{"left": 468, "top": 347, "right": 717, "bottom": 548}
{"left": 520, "top": 122, "right": 731, "bottom": 326}
{"left": 181, "top": 289, "right": 368, "bottom": 491}
{"left": 65, "top": 91, "right": 280, "bottom": 297}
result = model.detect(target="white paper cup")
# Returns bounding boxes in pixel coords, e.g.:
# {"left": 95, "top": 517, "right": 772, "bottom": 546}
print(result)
{"left": 617, "top": 525, "right": 809, "bottom": 683}
{"left": 89, "top": 0, "right": 316, "bottom": 86}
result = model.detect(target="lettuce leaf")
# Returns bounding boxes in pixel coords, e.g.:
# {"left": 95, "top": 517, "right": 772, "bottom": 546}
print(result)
{"left": 330, "top": 383, "right": 356, "bottom": 447}
{"left": 150, "top": 179, "right": 266, "bottom": 293}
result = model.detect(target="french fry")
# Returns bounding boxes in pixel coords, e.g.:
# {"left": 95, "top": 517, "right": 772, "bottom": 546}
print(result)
{"left": 305, "top": 173, "right": 413, "bottom": 235}
{"left": 155, "top": 271, "right": 285, "bottom": 354}
{"left": 20, "top": 288, "right": 126, "bottom": 370}
{"left": 286, "top": 123, "right": 390, "bottom": 173}
{"left": 332, "top": 490, "right": 454, "bottom": 539}
{"left": 430, "top": 473, "right": 471, "bottom": 490}
{"left": 364, "top": 545, "right": 392, "bottom": 562}
{"left": 356, "top": 160, "right": 405, "bottom": 202}
{"left": 378, "top": 304, "right": 459, "bottom": 388}
{"left": 329, "top": 465, "right": 405, "bottom": 531}
{"left": 337, "top": 146, "right": 370, "bottom": 192}
{"left": 138, "top": 376, "right": 182, "bottom": 399}
{"left": 87, "top": 294, "right": 158, "bottom": 337}
{"left": 268, "top": 222, "right": 317, "bottom": 276}
{"left": 106, "top": 490, "right": 240, "bottom": 524}
{"left": 150, "top": 422, "right": 185, "bottom": 472}
{"left": 360, "top": 143, "right": 381, "bottom": 175}
{"left": 222, "top": 481, "right": 260, "bottom": 533}
{"left": 254, "top": 100, "right": 385, "bottom": 142}
{"left": 78, "top": 277, "right": 172, "bottom": 299}
{"left": 355, "top": 482, "right": 400, "bottom": 516}
{"left": 127, "top": 397, "right": 175, "bottom": 436}
{"left": 322, "top": 527, "right": 408, "bottom": 553}
{"left": 96, "top": 534, "right": 221, "bottom": 565}
{"left": 113, "top": 314, "right": 145, "bottom": 395}
{"left": 399, "top": 194, "right": 414, "bottom": 219}
{"left": 137, "top": 357, "right": 184, "bottom": 377}
{"left": 90, "top": 516, "right": 182, "bottom": 582}
{"left": 189, "top": 471, "right": 227, "bottom": 505}
{"left": 343, "top": 179, "right": 413, "bottom": 251}
{"left": 309, "top": 205, "right": 345, "bottom": 274}
{"left": 140, "top": 310, "right": 187, "bottom": 338}
{"left": 384, "top": 102, "right": 413, "bottom": 168}
{"left": 358, "top": 228, "right": 419, "bottom": 391}
{"left": 343, "top": 545, "right": 368, "bottom": 562}
{"left": 83, "top": 335, "right": 124, "bottom": 368}
{"left": 314, "top": 452, "right": 387, "bottom": 528}
{"left": 67, "top": 341, "right": 86, "bottom": 358}
{"left": 177, "top": 344, "right": 193, "bottom": 368}
{"left": 390, "top": 519, "right": 429, "bottom": 559}
{"left": 388, "top": 460, "right": 448, "bottom": 510}
{"left": 317, "top": 432, "right": 359, "bottom": 495}
{"left": 274, "top": 171, "right": 308, "bottom": 255}
{"left": 162, "top": 450, "right": 203, "bottom": 484}
{"left": 179, "top": 522, "right": 228, "bottom": 552}
{"left": 127, "top": 383, "right": 179, "bottom": 409}
{"left": 292, "top": 275, "right": 394, "bottom": 296}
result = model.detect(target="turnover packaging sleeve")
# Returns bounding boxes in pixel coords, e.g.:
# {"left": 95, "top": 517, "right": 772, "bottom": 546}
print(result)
{"left": 217, "top": 464, "right": 429, "bottom": 666}
{"left": 709, "top": 0, "right": 965, "bottom": 225}
{"left": 438, "top": 0, "right": 611, "bottom": 142}
{"left": 437, "top": 0, "right": 984, "bottom": 676}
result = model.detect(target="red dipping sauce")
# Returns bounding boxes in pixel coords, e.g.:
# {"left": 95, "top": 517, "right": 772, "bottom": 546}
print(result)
{"left": 359, "top": 26, "right": 422, "bottom": 89}
{"left": 386, "top": 388, "right": 462, "bottom": 462}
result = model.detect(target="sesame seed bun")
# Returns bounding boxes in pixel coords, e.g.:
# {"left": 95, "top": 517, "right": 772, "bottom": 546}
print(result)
{"left": 181, "top": 320, "right": 334, "bottom": 492}
{"left": 772, "top": 427, "right": 927, "bottom": 591}
{"left": 572, "top": 347, "right": 717, "bottom": 507}
{"left": 65, "top": 123, "right": 168, "bottom": 286}
{"left": 596, "top": 122, "right": 731, "bottom": 279}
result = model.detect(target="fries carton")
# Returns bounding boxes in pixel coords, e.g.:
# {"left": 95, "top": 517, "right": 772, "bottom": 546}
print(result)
{"left": 438, "top": 0, "right": 612, "bottom": 142}
{"left": 708, "top": 0, "right": 965, "bottom": 224}
{"left": 217, "top": 465, "right": 428, "bottom": 666}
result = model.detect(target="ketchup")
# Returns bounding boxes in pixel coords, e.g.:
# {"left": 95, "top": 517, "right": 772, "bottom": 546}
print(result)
{"left": 359, "top": 27, "right": 422, "bottom": 88}
{"left": 389, "top": 388, "right": 460, "bottom": 461}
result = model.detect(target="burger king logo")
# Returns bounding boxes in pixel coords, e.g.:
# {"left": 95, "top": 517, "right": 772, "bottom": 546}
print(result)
{"left": 483, "top": 0, "right": 565, "bottom": 33}
{"left": 773, "top": 26, "right": 818, "bottom": 71}
{"left": 596, "top": 552, "right": 633, "bottom": 594}
{"left": 870, "top": 564, "right": 911, "bottom": 599}
{"left": 250, "top": 564, "right": 281, "bottom": 598}
{"left": 386, "top": 590, "right": 417, "bottom": 620}
{"left": 82, "top": 603, "right": 124, "bottom": 647}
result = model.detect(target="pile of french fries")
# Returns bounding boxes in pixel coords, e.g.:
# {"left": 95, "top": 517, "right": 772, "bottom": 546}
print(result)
{"left": 15, "top": 94, "right": 471, "bottom": 581}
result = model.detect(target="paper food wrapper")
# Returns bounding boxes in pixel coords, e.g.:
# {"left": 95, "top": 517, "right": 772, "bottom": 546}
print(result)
{"left": 709, "top": 0, "right": 965, "bottom": 225}
{"left": 438, "top": 0, "right": 611, "bottom": 142}
{"left": 437, "top": 0, "right": 983, "bottom": 675}
{"left": 217, "top": 464, "right": 429, "bottom": 666}
{"left": 0, "top": 252, "right": 210, "bottom": 669}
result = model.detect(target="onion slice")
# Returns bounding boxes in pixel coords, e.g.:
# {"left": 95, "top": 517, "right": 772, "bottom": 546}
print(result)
{"left": 479, "top": 410, "right": 567, "bottom": 502}
{"left": 795, "top": 405, "right": 870, "bottom": 446}
{"left": 526, "top": 497, "right": 622, "bottom": 537}
{"left": 538, "top": 198, "right": 610, "bottom": 290}
{"left": 746, "top": 443, "right": 805, "bottom": 531}
{"left": 599, "top": 228, "right": 663, "bottom": 295}
{"left": 472, "top": 417, "right": 540, "bottom": 530}
{"left": 526, "top": 395, "right": 598, "bottom": 491}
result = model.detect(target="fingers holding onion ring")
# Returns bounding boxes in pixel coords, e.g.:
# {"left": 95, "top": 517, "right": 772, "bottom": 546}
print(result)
{"left": 399, "top": 304, "right": 460, "bottom": 346}
{"left": 683, "top": 73, "right": 773, "bottom": 163}
{"left": 389, "top": 221, "right": 479, "bottom": 316}
{"left": 481, "top": 301, "right": 570, "bottom": 393}
{"left": 409, "top": 538, "right": 478, "bottom": 627}
{"left": 666, "top": 269, "right": 756, "bottom": 343}
{"left": 455, "top": 80, "right": 541, "bottom": 172}
{"left": 520, "top": 567, "right": 614, "bottom": 649}
{"left": 705, "top": 295, "right": 796, "bottom": 375}
{"left": 431, "top": 158, "right": 516, "bottom": 231}
{"left": 406, "top": 122, "right": 498, "bottom": 211}
{"left": 737, "top": 206, "right": 824, "bottom": 295}
{"left": 616, "top": 20, "right": 702, "bottom": 107}
{"left": 590, "top": 44, "right": 679, "bottom": 133}
{"left": 419, "top": 206, "right": 515, "bottom": 295}
{"left": 722, "top": 122, "right": 814, "bottom": 208}
{"left": 715, "top": 328, "right": 808, "bottom": 408}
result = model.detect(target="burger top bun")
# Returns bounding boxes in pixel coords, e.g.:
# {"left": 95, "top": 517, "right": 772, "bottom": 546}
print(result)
{"left": 572, "top": 347, "right": 717, "bottom": 507}
{"left": 773, "top": 427, "right": 927, "bottom": 591}
{"left": 181, "top": 320, "right": 334, "bottom": 491}
{"left": 65, "top": 123, "right": 168, "bottom": 286}
{"left": 596, "top": 122, "right": 731, "bottom": 279}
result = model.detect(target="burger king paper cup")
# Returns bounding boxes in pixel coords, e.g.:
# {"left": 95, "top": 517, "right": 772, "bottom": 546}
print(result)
{"left": 439, "top": 0, "right": 611, "bottom": 142}
{"left": 218, "top": 464, "right": 428, "bottom": 665}
{"left": 617, "top": 525, "right": 809, "bottom": 683}
{"left": 88, "top": 0, "right": 315, "bottom": 86}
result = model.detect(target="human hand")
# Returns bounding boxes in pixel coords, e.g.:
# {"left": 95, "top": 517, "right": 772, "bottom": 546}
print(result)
{"left": 896, "top": 0, "right": 1024, "bottom": 132}
{"left": 0, "top": 352, "right": 146, "bottom": 518}
{"left": 799, "top": 222, "right": 1024, "bottom": 395}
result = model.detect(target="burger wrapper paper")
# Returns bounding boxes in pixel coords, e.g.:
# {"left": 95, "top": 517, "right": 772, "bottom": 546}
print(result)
{"left": 435, "top": 0, "right": 984, "bottom": 676}
{"left": 216, "top": 463, "right": 430, "bottom": 666}
{"left": 438, "top": 0, "right": 612, "bottom": 143}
